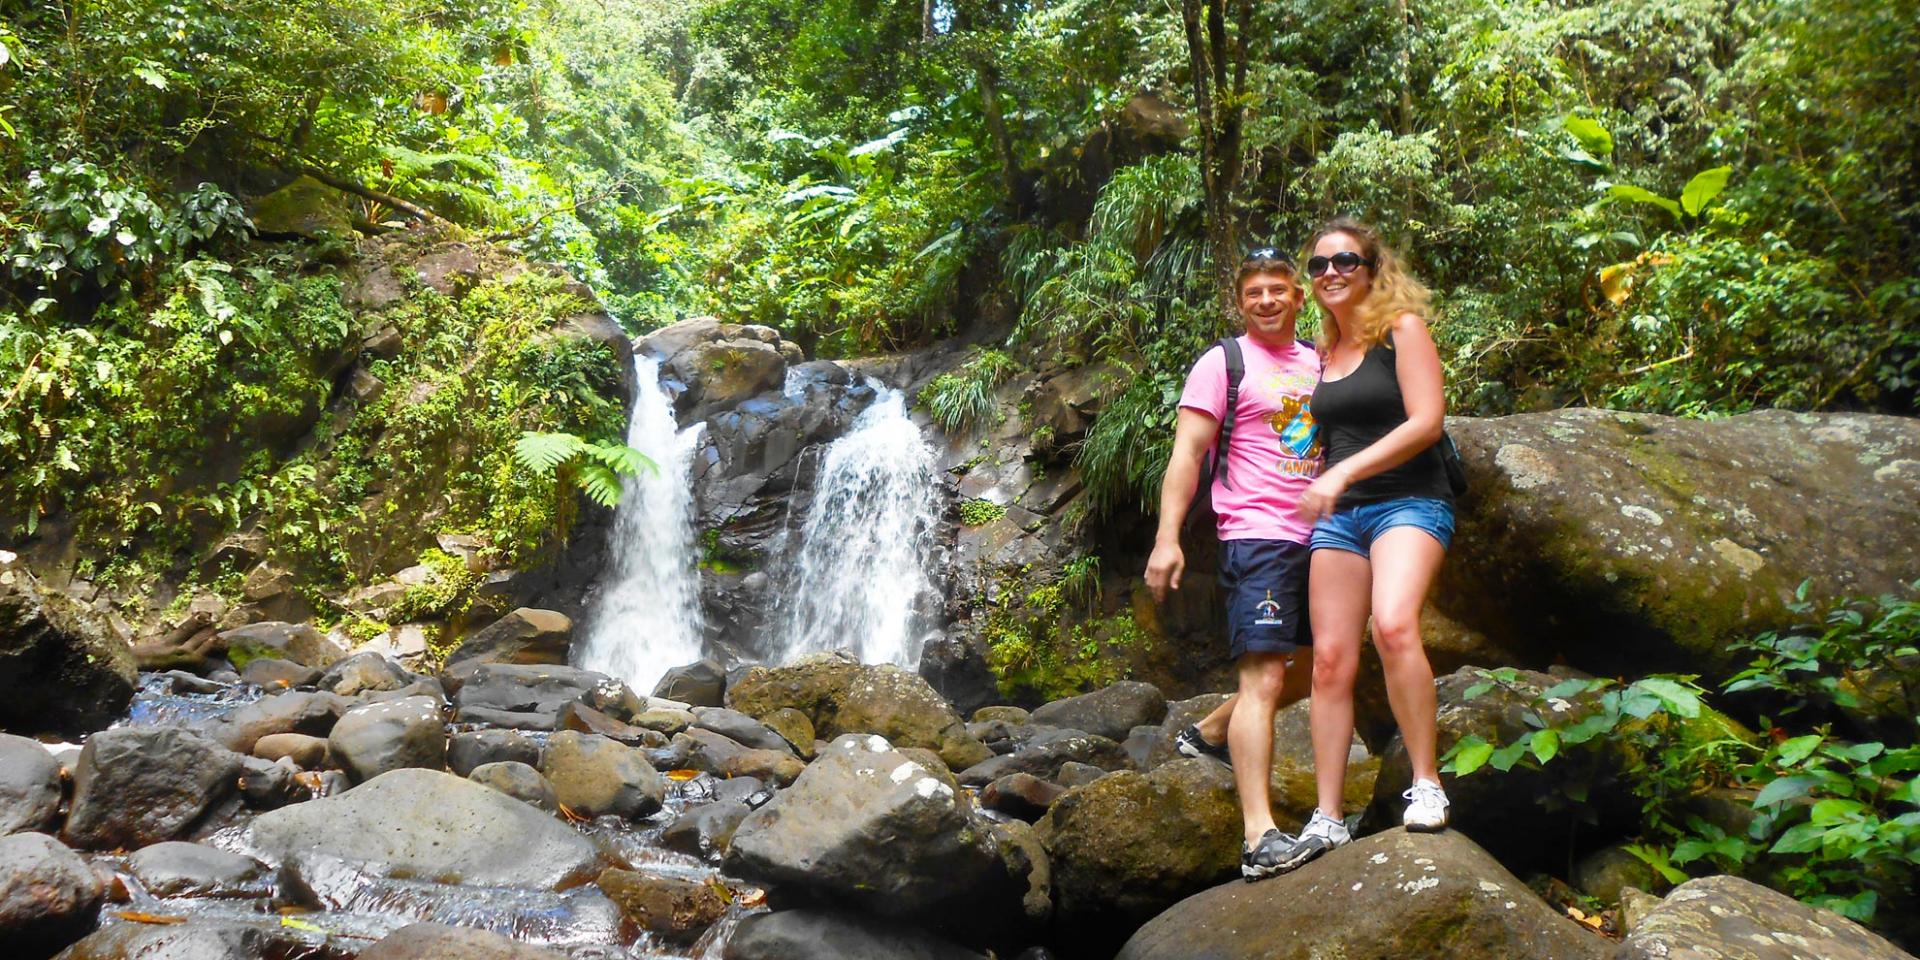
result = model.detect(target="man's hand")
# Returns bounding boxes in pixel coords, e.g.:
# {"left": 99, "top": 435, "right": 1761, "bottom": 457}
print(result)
{"left": 1145, "top": 540, "right": 1185, "bottom": 603}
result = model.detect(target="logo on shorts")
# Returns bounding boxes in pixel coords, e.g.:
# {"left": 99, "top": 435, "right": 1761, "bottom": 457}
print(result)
{"left": 1253, "top": 590, "right": 1284, "bottom": 626}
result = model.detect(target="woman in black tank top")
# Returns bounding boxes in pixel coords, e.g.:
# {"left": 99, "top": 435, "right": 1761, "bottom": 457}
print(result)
{"left": 1271, "top": 218, "right": 1455, "bottom": 871}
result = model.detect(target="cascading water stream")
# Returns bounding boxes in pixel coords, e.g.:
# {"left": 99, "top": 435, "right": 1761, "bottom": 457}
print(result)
{"left": 774, "top": 387, "right": 941, "bottom": 667}
{"left": 574, "top": 355, "right": 707, "bottom": 694}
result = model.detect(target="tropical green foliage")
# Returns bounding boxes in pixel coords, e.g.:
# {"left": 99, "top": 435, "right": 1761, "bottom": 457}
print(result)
{"left": 918, "top": 348, "right": 1018, "bottom": 432}
{"left": 513, "top": 431, "right": 653, "bottom": 508}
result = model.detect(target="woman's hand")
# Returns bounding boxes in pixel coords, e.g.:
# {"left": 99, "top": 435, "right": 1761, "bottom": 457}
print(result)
{"left": 1296, "top": 467, "right": 1350, "bottom": 523}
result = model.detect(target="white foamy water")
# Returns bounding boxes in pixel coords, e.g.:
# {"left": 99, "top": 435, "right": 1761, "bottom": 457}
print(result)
{"left": 774, "top": 387, "right": 941, "bottom": 667}
{"left": 575, "top": 355, "right": 706, "bottom": 694}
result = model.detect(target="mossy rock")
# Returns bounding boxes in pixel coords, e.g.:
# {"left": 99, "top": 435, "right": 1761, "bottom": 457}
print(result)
{"left": 250, "top": 175, "right": 357, "bottom": 241}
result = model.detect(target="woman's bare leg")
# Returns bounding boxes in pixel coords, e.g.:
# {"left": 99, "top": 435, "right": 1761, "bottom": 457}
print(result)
{"left": 1308, "top": 548, "right": 1371, "bottom": 817}
{"left": 1366, "top": 527, "right": 1447, "bottom": 784}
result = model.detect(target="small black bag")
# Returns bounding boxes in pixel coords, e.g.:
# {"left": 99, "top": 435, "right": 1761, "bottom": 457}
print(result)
{"left": 1438, "top": 430, "right": 1468, "bottom": 498}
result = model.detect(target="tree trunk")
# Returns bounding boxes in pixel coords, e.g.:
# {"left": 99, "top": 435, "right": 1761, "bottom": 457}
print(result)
{"left": 976, "top": 63, "right": 1022, "bottom": 215}
{"left": 1396, "top": 0, "right": 1415, "bottom": 134}
{"left": 1184, "top": 0, "right": 1251, "bottom": 318}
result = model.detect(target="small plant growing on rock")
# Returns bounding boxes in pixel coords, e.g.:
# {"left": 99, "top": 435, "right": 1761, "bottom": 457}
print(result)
{"left": 958, "top": 498, "right": 1006, "bottom": 527}
{"left": 918, "top": 348, "right": 1017, "bottom": 433}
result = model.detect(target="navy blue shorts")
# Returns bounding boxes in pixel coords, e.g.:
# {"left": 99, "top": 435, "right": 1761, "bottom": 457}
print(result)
{"left": 1309, "top": 496, "right": 1455, "bottom": 557}
{"left": 1218, "top": 539, "right": 1312, "bottom": 658}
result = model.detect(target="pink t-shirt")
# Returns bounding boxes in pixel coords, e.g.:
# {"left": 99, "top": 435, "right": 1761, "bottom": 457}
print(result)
{"left": 1177, "top": 336, "right": 1323, "bottom": 542}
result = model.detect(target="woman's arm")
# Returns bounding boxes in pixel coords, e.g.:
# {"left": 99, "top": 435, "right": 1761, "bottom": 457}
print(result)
{"left": 1296, "top": 312, "right": 1446, "bottom": 521}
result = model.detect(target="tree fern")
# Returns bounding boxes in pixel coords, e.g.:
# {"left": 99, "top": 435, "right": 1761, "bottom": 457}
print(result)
{"left": 513, "top": 432, "right": 653, "bottom": 508}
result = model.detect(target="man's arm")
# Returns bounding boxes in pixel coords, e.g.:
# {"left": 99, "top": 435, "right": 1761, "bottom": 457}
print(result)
{"left": 1145, "top": 407, "right": 1221, "bottom": 602}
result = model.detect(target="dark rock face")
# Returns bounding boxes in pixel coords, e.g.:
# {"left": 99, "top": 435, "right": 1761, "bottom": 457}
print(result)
{"left": 63, "top": 727, "right": 242, "bottom": 850}
{"left": 0, "top": 734, "right": 63, "bottom": 835}
{"left": 1442, "top": 409, "right": 1920, "bottom": 679}
{"left": 444, "top": 608, "right": 573, "bottom": 669}
{"left": 723, "top": 908, "right": 989, "bottom": 960}
{"left": 124, "top": 842, "right": 269, "bottom": 899}
{"left": 1029, "top": 682, "right": 1167, "bottom": 741}
{"left": 727, "top": 656, "right": 991, "bottom": 771}
{"left": 981, "top": 773, "right": 1067, "bottom": 821}
{"left": 957, "top": 728, "right": 1134, "bottom": 786}
{"left": 1035, "top": 758, "right": 1239, "bottom": 951}
{"left": 237, "top": 657, "right": 322, "bottom": 689}
{"left": 652, "top": 659, "right": 726, "bottom": 707}
{"left": 662, "top": 800, "right": 753, "bottom": 859}
{"left": 451, "top": 663, "right": 614, "bottom": 731}
{"left": 692, "top": 706, "right": 794, "bottom": 753}
{"left": 918, "top": 632, "right": 1001, "bottom": 720}
{"left": 328, "top": 696, "right": 448, "bottom": 783}
{"left": 318, "top": 651, "right": 412, "bottom": 697}
{"left": 448, "top": 729, "right": 543, "bottom": 776}
{"left": 0, "top": 559, "right": 137, "bottom": 735}
{"left": 1618, "top": 875, "right": 1913, "bottom": 960}
{"left": 197, "top": 690, "right": 349, "bottom": 753}
{"left": 217, "top": 621, "right": 344, "bottom": 669}
{"left": 1115, "top": 829, "right": 1610, "bottom": 960}
{"left": 251, "top": 733, "right": 329, "bottom": 768}
{"left": 539, "top": 731, "right": 664, "bottom": 818}
{"left": 596, "top": 867, "right": 729, "bottom": 943}
{"left": 246, "top": 768, "right": 602, "bottom": 890}
{"left": 52, "top": 919, "right": 287, "bottom": 960}
{"left": 726, "top": 735, "right": 1022, "bottom": 933}
{"left": 468, "top": 761, "right": 559, "bottom": 813}
{"left": 0, "top": 832, "right": 102, "bottom": 958}
{"left": 356, "top": 922, "right": 571, "bottom": 959}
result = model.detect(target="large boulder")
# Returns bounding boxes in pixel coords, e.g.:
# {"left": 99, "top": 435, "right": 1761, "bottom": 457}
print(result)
{"left": 63, "top": 726, "right": 242, "bottom": 850}
{"left": 692, "top": 706, "right": 794, "bottom": 753}
{"left": 0, "top": 832, "right": 102, "bottom": 958}
{"left": 1029, "top": 681, "right": 1167, "bottom": 741}
{"left": 1115, "top": 828, "right": 1609, "bottom": 960}
{"left": 327, "top": 696, "right": 448, "bottom": 783}
{"left": 728, "top": 655, "right": 991, "bottom": 770}
{"left": 1616, "top": 874, "right": 1916, "bottom": 960}
{"left": 245, "top": 768, "right": 602, "bottom": 889}
{"left": 468, "top": 761, "right": 558, "bottom": 813}
{"left": 443, "top": 608, "right": 572, "bottom": 669}
{"left": 196, "top": 690, "right": 350, "bottom": 753}
{"left": 0, "top": 557, "right": 136, "bottom": 735}
{"left": 1147, "top": 696, "right": 1378, "bottom": 823}
{"left": 725, "top": 735, "right": 1030, "bottom": 940}
{"left": 216, "top": 621, "right": 345, "bottom": 669}
{"left": 356, "top": 922, "right": 570, "bottom": 960}
{"left": 448, "top": 728, "right": 544, "bottom": 775}
{"left": 539, "top": 731, "right": 664, "bottom": 818}
{"left": 724, "top": 908, "right": 988, "bottom": 960}
{"left": 1034, "top": 758, "right": 1242, "bottom": 951}
{"left": 124, "top": 842, "right": 269, "bottom": 899}
{"left": 249, "top": 174, "right": 356, "bottom": 241}
{"left": 451, "top": 663, "right": 616, "bottom": 731}
{"left": 653, "top": 658, "right": 726, "bottom": 706}
{"left": 596, "top": 867, "right": 729, "bottom": 943}
{"left": 0, "top": 734, "right": 63, "bottom": 835}
{"left": 957, "top": 727, "right": 1134, "bottom": 786}
{"left": 1442, "top": 409, "right": 1920, "bottom": 679}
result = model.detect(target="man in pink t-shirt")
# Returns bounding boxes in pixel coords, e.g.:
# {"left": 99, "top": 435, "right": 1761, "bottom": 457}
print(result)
{"left": 1145, "top": 248, "right": 1322, "bottom": 881}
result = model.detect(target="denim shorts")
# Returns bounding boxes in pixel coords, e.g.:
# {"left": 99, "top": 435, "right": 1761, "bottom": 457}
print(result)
{"left": 1309, "top": 496, "right": 1455, "bottom": 557}
{"left": 1217, "top": 539, "right": 1312, "bottom": 658}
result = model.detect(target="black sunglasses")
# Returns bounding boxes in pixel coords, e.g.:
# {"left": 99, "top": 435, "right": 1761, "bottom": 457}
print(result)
{"left": 1242, "top": 246, "right": 1295, "bottom": 266}
{"left": 1306, "top": 251, "right": 1374, "bottom": 278}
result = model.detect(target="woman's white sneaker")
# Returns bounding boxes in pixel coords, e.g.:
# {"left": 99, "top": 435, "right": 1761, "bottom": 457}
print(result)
{"left": 1402, "top": 779, "right": 1450, "bottom": 832}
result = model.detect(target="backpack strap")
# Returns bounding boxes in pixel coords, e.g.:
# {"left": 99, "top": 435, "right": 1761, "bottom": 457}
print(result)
{"left": 1212, "top": 337, "right": 1244, "bottom": 490}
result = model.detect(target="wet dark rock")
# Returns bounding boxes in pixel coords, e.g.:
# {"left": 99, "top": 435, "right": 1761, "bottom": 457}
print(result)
{"left": 362, "top": 677, "right": 448, "bottom": 707}
{"left": 1114, "top": 828, "right": 1609, "bottom": 960}
{"left": 1573, "top": 843, "right": 1659, "bottom": 904}
{"left": 237, "top": 657, "right": 321, "bottom": 689}
{"left": 63, "top": 727, "right": 242, "bottom": 850}
{"left": 1619, "top": 874, "right": 1911, "bottom": 960}
{"left": 0, "top": 832, "right": 102, "bottom": 958}
{"left": 198, "top": 690, "right": 349, "bottom": 753}
{"left": 726, "top": 735, "right": 1024, "bottom": 935}
{"left": 1035, "top": 758, "right": 1240, "bottom": 950}
{"left": 236, "top": 562, "right": 318, "bottom": 626}
{"left": 246, "top": 768, "right": 602, "bottom": 890}
{"left": 317, "top": 651, "right": 412, "bottom": 697}
{"left": 630, "top": 707, "right": 696, "bottom": 736}
{"left": 158, "top": 670, "right": 227, "bottom": 694}
{"left": 662, "top": 800, "right": 753, "bottom": 859}
{"left": 713, "top": 775, "right": 771, "bottom": 806}
{"left": 720, "top": 749, "right": 807, "bottom": 787}
{"left": 235, "top": 756, "right": 305, "bottom": 808}
{"left": 355, "top": 921, "right": 569, "bottom": 959}
{"left": 723, "top": 908, "right": 988, "bottom": 960}
{"left": 982, "top": 773, "right": 1066, "bottom": 821}
{"left": 54, "top": 918, "right": 318, "bottom": 960}
{"left": 653, "top": 658, "right": 727, "bottom": 707}
{"left": 328, "top": 696, "right": 447, "bottom": 782}
{"left": 451, "top": 663, "right": 613, "bottom": 731}
{"left": 1054, "top": 762, "right": 1107, "bottom": 788}
{"left": 1029, "top": 681, "right": 1166, "bottom": 742}
{"left": 468, "top": 761, "right": 558, "bottom": 813}
{"left": 447, "top": 729, "right": 543, "bottom": 776}
{"left": 558, "top": 701, "right": 661, "bottom": 746}
{"left": 918, "top": 632, "right": 1000, "bottom": 720}
{"left": 124, "top": 841, "right": 269, "bottom": 899}
{"left": 217, "top": 620, "right": 344, "bottom": 669}
{"left": 973, "top": 706, "right": 1031, "bottom": 724}
{"left": 662, "top": 727, "right": 753, "bottom": 774}
{"left": 444, "top": 608, "right": 572, "bottom": 670}
{"left": 0, "top": 734, "right": 63, "bottom": 836}
{"left": 693, "top": 706, "right": 795, "bottom": 754}
{"left": 1121, "top": 725, "right": 1158, "bottom": 770}
{"left": 956, "top": 728, "right": 1134, "bottom": 786}
{"left": 539, "top": 731, "right": 664, "bottom": 818}
{"left": 0, "top": 558, "right": 137, "bottom": 736}
{"left": 597, "top": 867, "right": 729, "bottom": 943}
{"left": 726, "top": 656, "right": 992, "bottom": 771}
{"left": 251, "top": 733, "right": 329, "bottom": 768}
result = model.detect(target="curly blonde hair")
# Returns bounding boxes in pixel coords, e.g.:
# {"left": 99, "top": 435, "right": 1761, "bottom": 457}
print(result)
{"left": 1303, "top": 217, "right": 1432, "bottom": 351}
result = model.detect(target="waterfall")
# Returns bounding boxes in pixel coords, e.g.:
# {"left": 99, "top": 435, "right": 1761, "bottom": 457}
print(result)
{"left": 574, "top": 355, "right": 706, "bottom": 695}
{"left": 775, "top": 387, "right": 941, "bottom": 668}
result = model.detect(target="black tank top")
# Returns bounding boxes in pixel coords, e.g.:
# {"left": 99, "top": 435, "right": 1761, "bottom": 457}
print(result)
{"left": 1311, "top": 335, "right": 1451, "bottom": 508}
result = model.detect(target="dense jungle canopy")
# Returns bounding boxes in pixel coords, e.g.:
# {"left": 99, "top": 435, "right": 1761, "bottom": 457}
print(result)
{"left": 1, "top": 0, "right": 1917, "bottom": 558}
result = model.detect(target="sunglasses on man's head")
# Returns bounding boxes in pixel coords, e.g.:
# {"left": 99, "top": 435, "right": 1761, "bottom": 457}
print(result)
{"left": 1306, "top": 251, "right": 1374, "bottom": 278}
{"left": 1242, "top": 246, "right": 1294, "bottom": 266}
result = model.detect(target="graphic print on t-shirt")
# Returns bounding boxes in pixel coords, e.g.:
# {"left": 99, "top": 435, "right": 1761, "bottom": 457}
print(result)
{"left": 1259, "top": 368, "right": 1322, "bottom": 478}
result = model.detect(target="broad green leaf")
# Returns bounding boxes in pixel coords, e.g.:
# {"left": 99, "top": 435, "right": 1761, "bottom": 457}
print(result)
{"left": 1490, "top": 739, "right": 1531, "bottom": 772}
{"left": 577, "top": 464, "right": 625, "bottom": 507}
{"left": 1670, "top": 839, "right": 1711, "bottom": 864}
{"left": 1443, "top": 736, "right": 1494, "bottom": 776}
{"left": 1543, "top": 678, "right": 1603, "bottom": 700}
{"left": 1563, "top": 115, "right": 1614, "bottom": 156}
{"left": 1776, "top": 734, "right": 1824, "bottom": 766}
{"left": 1608, "top": 184, "right": 1682, "bottom": 220}
{"left": 1752, "top": 775, "right": 1817, "bottom": 808}
{"left": 1811, "top": 797, "right": 1869, "bottom": 825}
{"left": 1770, "top": 821, "right": 1827, "bottom": 854}
{"left": 1462, "top": 681, "right": 1495, "bottom": 700}
{"left": 1680, "top": 165, "right": 1733, "bottom": 216}
{"left": 1531, "top": 728, "right": 1560, "bottom": 763}
{"left": 132, "top": 66, "right": 168, "bottom": 90}
{"left": 1635, "top": 677, "right": 1702, "bottom": 718}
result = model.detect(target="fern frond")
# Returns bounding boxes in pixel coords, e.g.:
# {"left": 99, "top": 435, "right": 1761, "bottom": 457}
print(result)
{"left": 584, "top": 441, "right": 655, "bottom": 478}
{"left": 576, "top": 463, "right": 626, "bottom": 508}
{"left": 514, "top": 431, "right": 584, "bottom": 473}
